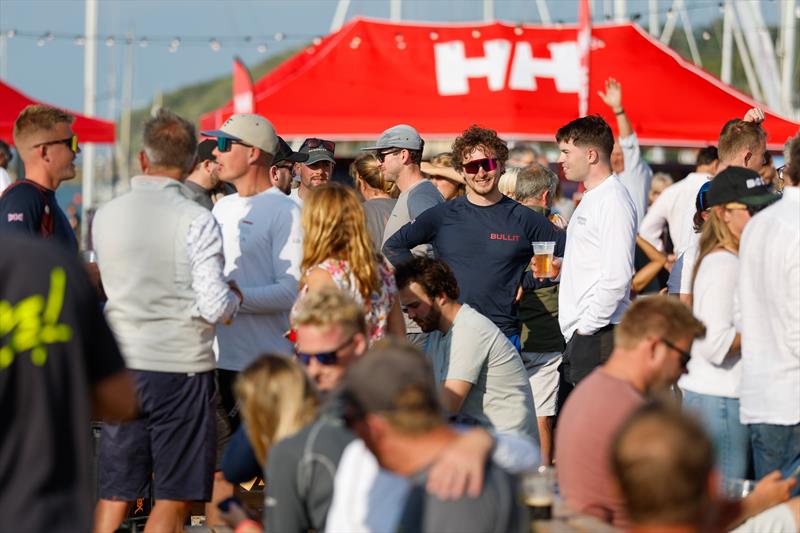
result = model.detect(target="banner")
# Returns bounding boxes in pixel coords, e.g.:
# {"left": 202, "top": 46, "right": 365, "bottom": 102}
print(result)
{"left": 201, "top": 18, "right": 799, "bottom": 149}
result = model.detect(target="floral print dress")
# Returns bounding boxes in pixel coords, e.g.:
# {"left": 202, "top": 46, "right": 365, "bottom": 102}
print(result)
{"left": 295, "top": 257, "right": 397, "bottom": 343}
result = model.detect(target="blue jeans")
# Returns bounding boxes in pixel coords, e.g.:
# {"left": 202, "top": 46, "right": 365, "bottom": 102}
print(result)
{"left": 749, "top": 423, "right": 800, "bottom": 497}
{"left": 682, "top": 390, "right": 750, "bottom": 481}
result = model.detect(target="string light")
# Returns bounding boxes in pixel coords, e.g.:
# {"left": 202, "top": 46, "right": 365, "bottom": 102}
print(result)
{"left": 257, "top": 43, "right": 267, "bottom": 53}
{"left": 274, "top": 32, "right": 285, "bottom": 41}
{"left": 209, "top": 38, "right": 221, "bottom": 51}
{"left": 6, "top": 29, "right": 16, "bottom": 38}
{"left": 73, "top": 35, "right": 85, "bottom": 46}
{"left": 139, "top": 37, "right": 149, "bottom": 48}
{"left": 105, "top": 36, "right": 115, "bottom": 47}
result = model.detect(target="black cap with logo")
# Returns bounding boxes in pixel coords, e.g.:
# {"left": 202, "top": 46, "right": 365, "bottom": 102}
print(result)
{"left": 706, "top": 166, "right": 780, "bottom": 208}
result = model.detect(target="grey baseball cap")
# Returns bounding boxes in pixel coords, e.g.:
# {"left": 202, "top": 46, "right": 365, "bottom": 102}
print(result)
{"left": 362, "top": 124, "right": 424, "bottom": 151}
{"left": 201, "top": 113, "right": 278, "bottom": 155}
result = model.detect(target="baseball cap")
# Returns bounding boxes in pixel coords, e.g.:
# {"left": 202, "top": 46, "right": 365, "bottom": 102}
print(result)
{"left": 201, "top": 113, "right": 278, "bottom": 155}
{"left": 341, "top": 343, "right": 442, "bottom": 417}
{"left": 196, "top": 139, "right": 217, "bottom": 164}
{"left": 362, "top": 124, "right": 424, "bottom": 151}
{"left": 421, "top": 161, "right": 464, "bottom": 184}
{"left": 274, "top": 136, "right": 308, "bottom": 166}
{"left": 298, "top": 138, "right": 335, "bottom": 165}
{"left": 706, "top": 166, "right": 780, "bottom": 208}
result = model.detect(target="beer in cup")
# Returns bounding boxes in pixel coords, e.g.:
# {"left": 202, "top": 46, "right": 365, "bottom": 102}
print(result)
{"left": 523, "top": 466, "right": 555, "bottom": 521}
{"left": 531, "top": 241, "right": 556, "bottom": 278}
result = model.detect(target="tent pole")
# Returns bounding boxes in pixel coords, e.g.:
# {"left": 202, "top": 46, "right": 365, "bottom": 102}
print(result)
{"left": 535, "top": 0, "right": 552, "bottom": 24}
{"left": 82, "top": 0, "right": 98, "bottom": 250}
{"left": 117, "top": 30, "right": 133, "bottom": 189}
{"left": 730, "top": 6, "right": 763, "bottom": 103}
{"left": 389, "top": 0, "right": 401, "bottom": 22}
{"left": 0, "top": 34, "right": 7, "bottom": 80}
{"left": 648, "top": 0, "right": 659, "bottom": 35}
{"left": 614, "top": 0, "right": 626, "bottom": 22}
{"left": 677, "top": 0, "right": 702, "bottom": 66}
{"left": 483, "top": 0, "right": 494, "bottom": 22}
{"left": 721, "top": 0, "right": 733, "bottom": 84}
{"left": 659, "top": 0, "right": 678, "bottom": 44}
{"left": 780, "top": 0, "right": 797, "bottom": 117}
{"left": 330, "top": 0, "right": 351, "bottom": 32}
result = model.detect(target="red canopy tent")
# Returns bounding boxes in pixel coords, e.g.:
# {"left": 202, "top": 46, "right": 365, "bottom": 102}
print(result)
{"left": 0, "top": 80, "right": 116, "bottom": 145}
{"left": 201, "top": 18, "right": 798, "bottom": 149}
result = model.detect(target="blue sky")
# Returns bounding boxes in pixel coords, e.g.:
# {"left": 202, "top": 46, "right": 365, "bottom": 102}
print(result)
{"left": 0, "top": 0, "right": 783, "bottom": 120}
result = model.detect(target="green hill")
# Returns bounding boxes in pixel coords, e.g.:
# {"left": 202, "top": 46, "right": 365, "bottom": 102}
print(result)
{"left": 122, "top": 47, "right": 299, "bottom": 173}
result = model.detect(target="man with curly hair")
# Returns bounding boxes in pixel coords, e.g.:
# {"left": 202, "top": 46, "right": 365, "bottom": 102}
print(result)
{"left": 384, "top": 125, "right": 565, "bottom": 348}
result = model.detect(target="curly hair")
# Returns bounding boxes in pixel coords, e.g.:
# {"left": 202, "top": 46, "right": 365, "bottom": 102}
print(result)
{"left": 300, "top": 183, "right": 380, "bottom": 303}
{"left": 394, "top": 256, "right": 460, "bottom": 301}
{"left": 450, "top": 125, "right": 509, "bottom": 172}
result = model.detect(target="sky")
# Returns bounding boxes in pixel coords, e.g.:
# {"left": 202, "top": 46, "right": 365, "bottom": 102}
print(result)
{"left": 0, "top": 0, "right": 786, "bottom": 121}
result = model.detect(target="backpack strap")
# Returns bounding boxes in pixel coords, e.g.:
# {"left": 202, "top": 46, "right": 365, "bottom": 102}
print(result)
{"left": 1, "top": 180, "right": 55, "bottom": 238}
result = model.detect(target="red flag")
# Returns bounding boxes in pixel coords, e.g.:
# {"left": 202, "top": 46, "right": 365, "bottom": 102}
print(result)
{"left": 577, "top": 0, "right": 591, "bottom": 117}
{"left": 233, "top": 57, "right": 255, "bottom": 114}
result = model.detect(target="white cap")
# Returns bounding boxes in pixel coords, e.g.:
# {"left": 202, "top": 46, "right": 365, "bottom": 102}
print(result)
{"left": 202, "top": 113, "right": 278, "bottom": 155}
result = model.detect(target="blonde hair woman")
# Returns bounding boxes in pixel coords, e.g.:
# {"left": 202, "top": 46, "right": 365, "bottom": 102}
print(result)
{"left": 237, "top": 354, "right": 319, "bottom": 465}
{"left": 297, "top": 183, "right": 404, "bottom": 342}
{"left": 350, "top": 153, "right": 397, "bottom": 251}
{"left": 497, "top": 166, "right": 520, "bottom": 200}
{"left": 678, "top": 167, "right": 778, "bottom": 483}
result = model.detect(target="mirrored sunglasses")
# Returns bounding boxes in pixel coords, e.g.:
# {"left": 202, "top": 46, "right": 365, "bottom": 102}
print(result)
{"left": 463, "top": 158, "right": 499, "bottom": 175}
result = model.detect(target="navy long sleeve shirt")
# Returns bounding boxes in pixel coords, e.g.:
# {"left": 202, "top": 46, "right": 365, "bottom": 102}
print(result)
{"left": 384, "top": 195, "right": 566, "bottom": 337}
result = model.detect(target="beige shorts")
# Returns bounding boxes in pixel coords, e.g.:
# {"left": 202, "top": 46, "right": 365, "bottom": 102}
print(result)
{"left": 521, "top": 351, "right": 562, "bottom": 417}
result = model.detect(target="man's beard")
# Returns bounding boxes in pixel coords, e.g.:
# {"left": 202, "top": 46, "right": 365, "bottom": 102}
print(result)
{"left": 415, "top": 303, "right": 442, "bottom": 333}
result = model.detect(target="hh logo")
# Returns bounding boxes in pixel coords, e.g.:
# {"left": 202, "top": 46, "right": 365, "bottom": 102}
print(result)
{"left": 490, "top": 233, "right": 520, "bottom": 242}
{"left": 434, "top": 39, "right": 579, "bottom": 96}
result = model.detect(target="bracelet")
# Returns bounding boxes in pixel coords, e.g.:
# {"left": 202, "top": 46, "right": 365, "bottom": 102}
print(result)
{"left": 614, "top": 108, "right": 625, "bottom": 116}
{"left": 235, "top": 519, "right": 262, "bottom": 533}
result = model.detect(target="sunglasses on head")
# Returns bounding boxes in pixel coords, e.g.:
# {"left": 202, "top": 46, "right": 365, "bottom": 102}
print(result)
{"left": 301, "top": 138, "right": 335, "bottom": 153}
{"left": 725, "top": 202, "right": 766, "bottom": 216}
{"left": 293, "top": 334, "right": 356, "bottom": 366}
{"left": 215, "top": 137, "right": 252, "bottom": 153}
{"left": 463, "top": 158, "right": 499, "bottom": 175}
{"left": 34, "top": 135, "right": 80, "bottom": 154}
{"left": 376, "top": 148, "right": 402, "bottom": 163}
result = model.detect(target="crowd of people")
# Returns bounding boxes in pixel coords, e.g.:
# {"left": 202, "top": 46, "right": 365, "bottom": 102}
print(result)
{"left": 0, "top": 77, "right": 798, "bottom": 533}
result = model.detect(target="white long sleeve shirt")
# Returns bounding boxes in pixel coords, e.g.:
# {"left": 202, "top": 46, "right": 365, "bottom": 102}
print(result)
{"left": 667, "top": 233, "right": 700, "bottom": 295}
{"left": 640, "top": 171, "right": 710, "bottom": 254}
{"left": 678, "top": 251, "right": 741, "bottom": 398}
{"left": 559, "top": 175, "right": 637, "bottom": 341}
{"left": 617, "top": 133, "right": 653, "bottom": 225}
{"left": 737, "top": 187, "right": 800, "bottom": 425}
{"left": 212, "top": 187, "right": 303, "bottom": 371}
{"left": 0, "top": 168, "right": 11, "bottom": 196}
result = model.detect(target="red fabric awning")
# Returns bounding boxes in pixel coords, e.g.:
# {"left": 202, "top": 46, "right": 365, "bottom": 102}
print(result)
{"left": 0, "top": 80, "right": 116, "bottom": 145}
{"left": 200, "top": 18, "right": 798, "bottom": 150}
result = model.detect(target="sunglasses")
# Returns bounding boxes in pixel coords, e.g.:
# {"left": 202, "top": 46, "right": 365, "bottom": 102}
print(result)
{"left": 660, "top": 337, "right": 691, "bottom": 369}
{"left": 301, "top": 138, "right": 335, "bottom": 153}
{"left": 463, "top": 158, "right": 499, "bottom": 175}
{"left": 294, "top": 334, "right": 356, "bottom": 366}
{"left": 724, "top": 202, "right": 765, "bottom": 216}
{"left": 376, "top": 149, "right": 402, "bottom": 163}
{"left": 215, "top": 137, "right": 252, "bottom": 153}
{"left": 34, "top": 135, "right": 80, "bottom": 154}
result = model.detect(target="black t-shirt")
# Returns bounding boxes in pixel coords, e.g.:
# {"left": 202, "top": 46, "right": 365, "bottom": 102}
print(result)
{"left": 0, "top": 233, "right": 125, "bottom": 532}
{"left": 0, "top": 179, "right": 79, "bottom": 252}
{"left": 384, "top": 195, "right": 566, "bottom": 336}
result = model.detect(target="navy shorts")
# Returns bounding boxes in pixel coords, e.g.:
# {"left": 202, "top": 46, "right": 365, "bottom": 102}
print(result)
{"left": 99, "top": 370, "right": 217, "bottom": 501}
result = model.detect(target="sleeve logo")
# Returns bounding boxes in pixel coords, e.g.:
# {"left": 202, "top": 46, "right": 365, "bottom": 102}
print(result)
{"left": 7, "top": 213, "right": 23, "bottom": 222}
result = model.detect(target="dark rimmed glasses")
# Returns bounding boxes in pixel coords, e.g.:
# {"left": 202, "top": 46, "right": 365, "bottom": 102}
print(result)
{"left": 294, "top": 334, "right": 356, "bottom": 366}
{"left": 660, "top": 337, "right": 692, "bottom": 369}
{"left": 215, "top": 137, "right": 252, "bottom": 153}
{"left": 34, "top": 135, "right": 80, "bottom": 154}
{"left": 463, "top": 157, "right": 499, "bottom": 175}
{"left": 301, "top": 138, "right": 335, "bottom": 153}
{"left": 376, "top": 148, "right": 403, "bottom": 163}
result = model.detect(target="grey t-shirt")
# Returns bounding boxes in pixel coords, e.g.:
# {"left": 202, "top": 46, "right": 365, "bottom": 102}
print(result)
{"left": 182, "top": 180, "right": 214, "bottom": 210}
{"left": 426, "top": 304, "right": 536, "bottom": 437}
{"left": 382, "top": 179, "right": 443, "bottom": 335}
{"left": 363, "top": 197, "right": 397, "bottom": 253}
{"left": 397, "top": 461, "right": 528, "bottom": 533}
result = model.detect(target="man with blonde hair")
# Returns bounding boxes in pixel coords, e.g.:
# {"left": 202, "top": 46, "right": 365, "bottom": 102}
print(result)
{"left": 0, "top": 105, "right": 79, "bottom": 250}
{"left": 717, "top": 117, "right": 767, "bottom": 173}
{"left": 555, "top": 295, "right": 706, "bottom": 528}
